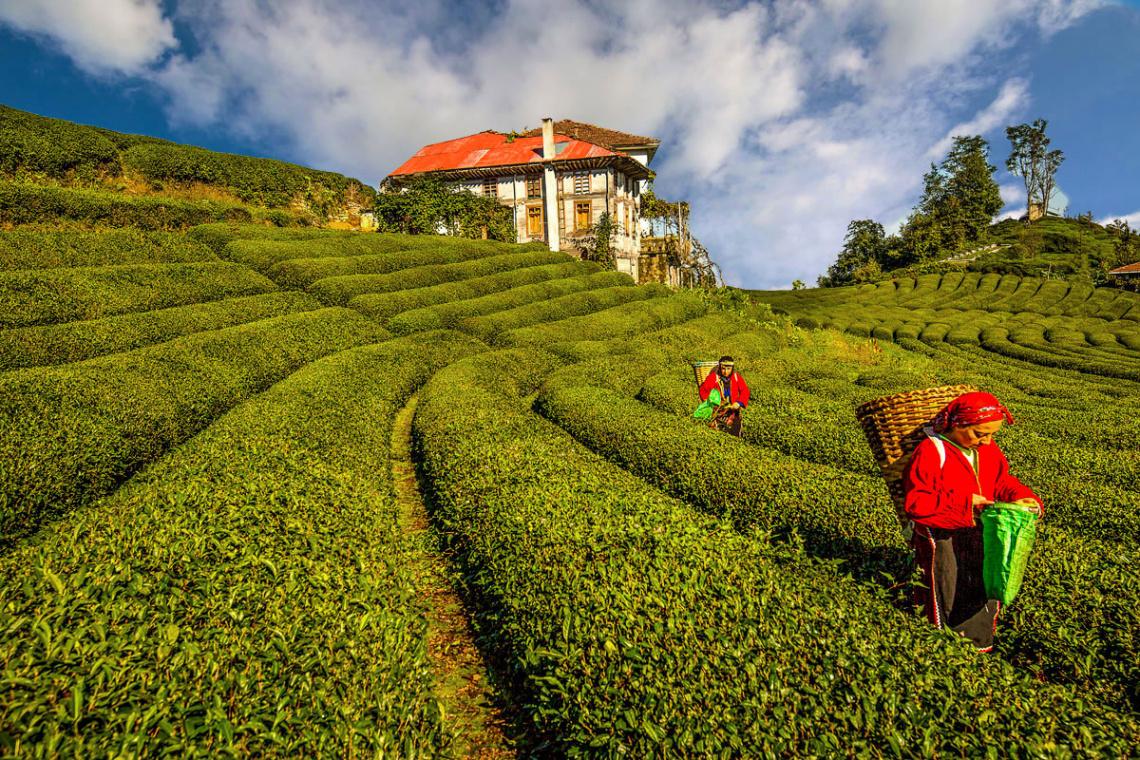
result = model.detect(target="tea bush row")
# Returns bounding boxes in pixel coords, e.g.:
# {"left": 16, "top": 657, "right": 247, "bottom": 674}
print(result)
{"left": 0, "top": 331, "right": 484, "bottom": 757}
{"left": 120, "top": 143, "right": 377, "bottom": 210}
{"left": 0, "top": 181, "right": 251, "bottom": 230}
{"left": 0, "top": 308, "right": 387, "bottom": 542}
{"left": 266, "top": 240, "right": 535, "bottom": 289}
{"left": 309, "top": 250, "right": 573, "bottom": 306}
{"left": 219, "top": 233, "right": 494, "bottom": 274}
{"left": 0, "top": 261, "right": 277, "bottom": 329}
{"left": 1, "top": 104, "right": 122, "bottom": 179}
{"left": 388, "top": 271, "right": 632, "bottom": 336}
{"left": 0, "top": 292, "right": 321, "bottom": 371}
{"left": 500, "top": 292, "right": 707, "bottom": 348}
{"left": 535, "top": 340, "right": 1140, "bottom": 709}
{"left": 348, "top": 261, "right": 597, "bottom": 324}
{"left": 185, "top": 223, "right": 352, "bottom": 256}
{"left": 461, "top": 283, "right": 659, "bottom": 344}
{"left": 0, "top": 229, "right": 217, "bottom": 272}
{"left": 414, "top": 345, "right": 1140, "bottom": 756}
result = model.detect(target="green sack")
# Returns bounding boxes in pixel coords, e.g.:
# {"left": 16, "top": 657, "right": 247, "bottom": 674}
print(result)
{"left": 981, "top": 502, "right": 1039, "bottom": 605}
{"left": 693, "top": 388, "right": 722, "bottom": 420}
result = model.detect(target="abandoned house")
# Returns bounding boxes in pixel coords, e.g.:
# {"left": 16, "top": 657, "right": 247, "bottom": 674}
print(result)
{"left": 384, "top": 118, "right": 667, "bottom": 283}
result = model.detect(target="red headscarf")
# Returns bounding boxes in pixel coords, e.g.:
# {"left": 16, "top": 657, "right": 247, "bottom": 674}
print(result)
{"left": 932, "top": 391, "right": 1014, "bottom": 433}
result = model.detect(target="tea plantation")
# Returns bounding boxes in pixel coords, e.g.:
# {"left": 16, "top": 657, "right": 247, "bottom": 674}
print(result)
{"left": 2, "top": 225, "right": 1139, "bottom": 757}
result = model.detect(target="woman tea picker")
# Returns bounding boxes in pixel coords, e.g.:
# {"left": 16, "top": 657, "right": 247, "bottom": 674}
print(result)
{"left": 903, "top": 391, "right": 1042, "bottom": 652}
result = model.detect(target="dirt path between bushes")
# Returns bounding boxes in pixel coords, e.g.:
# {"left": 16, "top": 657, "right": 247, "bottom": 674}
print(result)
{"left": 391, "top": 397, "right": 518, "bottom": 759}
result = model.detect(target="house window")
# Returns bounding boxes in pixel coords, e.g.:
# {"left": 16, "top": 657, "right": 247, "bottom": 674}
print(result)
{"left": 624, "top": 204, "right": 631, "bottom": 235}
{"left": 575, "top": 201, "right": 592, "bottom": 232}
{"left": 526, "top": 176, "right": 542, "bottom": 199}
{"left": 574, "top": 172, "right": 590, "bottom": 194}
{"left": 527, "top": 205, "right": 543, "bottom": 238}
{"left": 483, "top": 178, "right": 497, "bottom": 198}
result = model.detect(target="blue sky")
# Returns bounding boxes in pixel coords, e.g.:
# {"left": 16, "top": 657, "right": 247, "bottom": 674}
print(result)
{"left": 1, "top": 0, "right": 1138, "bottom": 288}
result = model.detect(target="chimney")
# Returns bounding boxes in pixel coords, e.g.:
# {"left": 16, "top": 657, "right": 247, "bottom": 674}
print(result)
{"left": 542, "top": 117, "right": 555, "bottom": 160}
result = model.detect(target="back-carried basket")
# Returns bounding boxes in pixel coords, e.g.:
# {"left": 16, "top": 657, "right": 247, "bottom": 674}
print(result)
{"left": 854, "top": 384, "right": 977, "bottom": 532}
{"left": 690, "top": 361, "right": 721, "bottom": 389}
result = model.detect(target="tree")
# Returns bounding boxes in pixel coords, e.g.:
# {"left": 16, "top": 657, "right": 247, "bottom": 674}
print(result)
{"left": 907, "top": 136, "right": 1003, "bottom": 256}
{"left": 818, "top": 220, "right": 888, "bottom": 286}
{"left": 581, "top": 211, "right": 616, "bottom": 270}
{"left": 1006, "top": 119, "right": 1064, "bottom": 221}
{"left": 942, "top": 136, "right": 1004, "bottom": 241}
{"left": 374, "top": 173, "right": 516, "bottom": 241}
{"left": 1107, "top": 219, "right": 1137, "bottom": 267}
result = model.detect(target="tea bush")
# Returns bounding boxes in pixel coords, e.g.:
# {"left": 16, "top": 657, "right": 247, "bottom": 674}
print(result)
{"left": 414, "top": 346, "right": 1140, "bottom": 756}
{"left": 0, "top": 308, "right": 387, "bottom": 541}
{"left": 460, "top": 283, "right": 659, "bottom": 344}
{"left": 308, "top": 250, "right": 572, "bottom": 306}
{"left": 185, "top": 223, "right": 353, "bottom": 256}
{"left": 0, "top": 181, "right": 249, "bottom": 229}
{"left": 0, "top": 262, "right": 277, "bottom": 329}
{"left": 267, "top": 240, "right": 530, "bottom": 289}
{"left": 348, "top": 261, "right": 597, "bottom": 324}
{"left": 387, "top": 271, "right": 632, "bottom": 335}
{"left": 0, "top": 229, "right": 216, "bottom": 271}
{"left": 0, "top": 331, "right": 484, "bottom": 757}
{"left": 220, "top": 233, "right": 480, "bottom": 274}
{"left": 0, "top": 292, "right": 321, "bottom": 370}
{"left": 501, "top": 292, "right": 707, "bottom": 348}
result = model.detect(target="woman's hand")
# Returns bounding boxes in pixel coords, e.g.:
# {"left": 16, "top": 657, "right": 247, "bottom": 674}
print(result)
{"left": 971, "top": 494, "right": 993, "bottom": 518}
{"left": 1014, "top": 497, "right": 1043, "bottom": 517}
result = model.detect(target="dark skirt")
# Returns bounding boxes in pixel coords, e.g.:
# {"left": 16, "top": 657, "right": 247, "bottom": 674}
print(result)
{"left": 912, "top": 522, "right": 1001, "bottom": 652}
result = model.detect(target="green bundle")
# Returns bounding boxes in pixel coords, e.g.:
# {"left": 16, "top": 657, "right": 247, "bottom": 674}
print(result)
{"left": 982, "top": 503, "right": 1040, "bottom": 605}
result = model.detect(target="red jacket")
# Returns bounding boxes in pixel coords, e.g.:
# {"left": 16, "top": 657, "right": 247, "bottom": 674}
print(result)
{"left": 904, "top": 436, "right": 1040, "bottom": 530}
{"left": 699, "top": 370, "right": 750, "bottom": 409}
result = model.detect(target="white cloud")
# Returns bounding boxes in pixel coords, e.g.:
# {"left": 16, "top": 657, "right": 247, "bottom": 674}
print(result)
{"left": 1096, "top": 210, "right": 1140, "bottom": 227}
{"left": 927, "top": 78, "right": 1030, "bottom": 159}
{"left": 1000, "top": 183, "right": 1025, "bottom": 205}
{"left": 5, "top": 0, "right": 1106, "bottom": 288}
{"left": 0, "top": 0, "right": 175, "bottom": 74}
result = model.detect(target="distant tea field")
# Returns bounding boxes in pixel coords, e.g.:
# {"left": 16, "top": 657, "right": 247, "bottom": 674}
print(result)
{"left": 2, "top": 226, "right": 1139, "bottom": 757}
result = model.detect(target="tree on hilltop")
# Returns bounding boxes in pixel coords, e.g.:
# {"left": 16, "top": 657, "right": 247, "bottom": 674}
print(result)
{"left": 818, "top": 219, "right": 889, "bottom": 286}
{"left": 1006, "top": 119, "right": 1064, "bottom": 221}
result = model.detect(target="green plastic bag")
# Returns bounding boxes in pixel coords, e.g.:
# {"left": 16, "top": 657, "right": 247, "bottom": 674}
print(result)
{"left": 693, "top": 388, "right": 722, "bottom": 420}
{"left": 981, "top": 502, "right": 1039, "bottom": 605}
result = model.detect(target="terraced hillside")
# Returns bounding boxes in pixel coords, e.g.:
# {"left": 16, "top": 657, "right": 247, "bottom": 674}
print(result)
{"left": 3, "top": 228, "right": 1140, "bottom": 757}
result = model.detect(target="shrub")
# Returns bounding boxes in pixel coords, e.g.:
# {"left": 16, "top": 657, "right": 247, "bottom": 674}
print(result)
{"left": 348, "top": 261, "right": 598, "bottom": 323}
{"left": 121, "top": 142, "right": 377, "bottom": 214}
{"left": 220, "top": 234, "right": 469, "bottom": 274}
{"left": 0, "top": 104, "right": 120, "bottom": 179}
{"left": 387, "top": 272, "right": 632, "bottom": 336}
{"left": 0, "top": 229, "right": 216, "bottom": 271}
{"left": 185, "top": 222, "right": 355, "bottom": 256}
{"left": 0, "top": 181, "right": 247, "bottom": 229}
{"left": 0, "top": 308, "right": 388, "bottom": 541}
{"left": 414, "top": 347, "right": 1140, "bottom": 756}
{"left": 500, "top": 292, "right": 707, "bottom": 348}
{"left": 266, "top": 240, "right": 529, "bottom": 289}
{"left": 0, "top": 331, "right": 484, "bottom": 757}
{"left": 0, "top": 291, "right": 321, "bottom": 370}
{"left": 459, "top": 283, "right": 655, "bottom": 344}
{"left": 0, "top": 261, "right": 278, "bottom": 329}
{"left": 309, "top": 250, "right": 572, "bottom": 306}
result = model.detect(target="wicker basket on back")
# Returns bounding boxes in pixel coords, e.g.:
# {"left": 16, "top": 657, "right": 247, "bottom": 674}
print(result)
{"left": 690, "top": 361, "right": 721, "bottom": 389}
{"left": 855, "top": 384, "right": 977, "bottom": 530}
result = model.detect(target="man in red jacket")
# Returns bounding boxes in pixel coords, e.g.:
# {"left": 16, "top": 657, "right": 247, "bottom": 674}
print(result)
{"left": 904, "top": 391, "right": 1041, "bottom": 652}
{"left": 698, "top": 356, "right": 750, "bottom": 437}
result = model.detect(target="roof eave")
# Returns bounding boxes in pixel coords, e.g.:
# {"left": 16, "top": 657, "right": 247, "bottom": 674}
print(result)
{"left": 385, "top": 154, "right": 652, "bottom": 183}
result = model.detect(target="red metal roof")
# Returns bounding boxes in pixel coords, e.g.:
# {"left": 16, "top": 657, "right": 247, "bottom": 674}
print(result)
{"left": 388, "top": 131, "right": 624, "bottom": 177}
{"left": 1109, "top": 261, "right": 1140, "bottom": 275}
